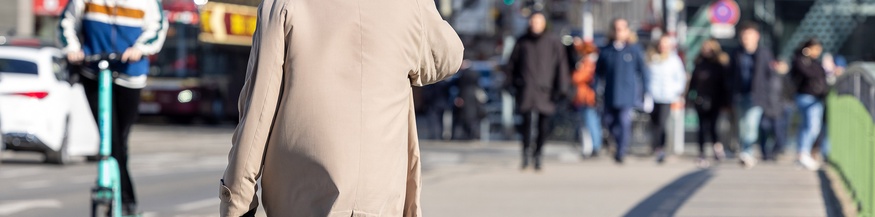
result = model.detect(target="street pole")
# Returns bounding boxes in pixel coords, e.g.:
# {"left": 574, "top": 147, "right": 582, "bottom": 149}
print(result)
{"left": 16, "top": 0, "right": 34, "bottom": 37}
{"left": 582, "top": 0, "right": 593, "bottom": 42}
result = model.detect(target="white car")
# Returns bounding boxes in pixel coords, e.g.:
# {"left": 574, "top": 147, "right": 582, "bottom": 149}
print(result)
{"left": 0, "top": 45, "right": 99, "bottom": 165}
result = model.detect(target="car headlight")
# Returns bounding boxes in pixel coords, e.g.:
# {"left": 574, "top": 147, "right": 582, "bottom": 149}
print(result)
{"left": 178, "top": 90, "right": 194, "bottom": 103}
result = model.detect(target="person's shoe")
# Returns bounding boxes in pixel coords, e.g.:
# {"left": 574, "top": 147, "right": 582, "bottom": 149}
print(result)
{"left": 713, "top": 142, "right": 726, "bottom": 161}
{"left": 122, "top": 203, "right": 140, "bottom": 217}
{"left": 798, "top": 154, "right": 820, "bottom": 171}
{"left": 533, "top": 157, "right": 543, "bottom": 172}
{"left": 655, "top": 150, "right": 666, "bottom": 164}
{"left": 695, "top": 157, "right": 711, "bottom": 168}
{"left": 614, "top": 156, "right": 624, "bottom": 165}
{"left": 739, "top": 152, "right": 757, "bottom": 169}
{"left": 521, "top": 156, "right": 529, "bottom": 170}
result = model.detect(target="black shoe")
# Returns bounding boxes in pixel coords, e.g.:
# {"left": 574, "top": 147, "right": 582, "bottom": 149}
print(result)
{"left": 533, "top": 156, "right": 542, "bottom": 171}
{"left": 521, "top": 155, "right": 530, "bottom": 170}
{"left": 122, "top": 203, "right": 139, "bottom": 217}
{"left": 614, "top": 156, "right": 624, "bottom": 164}
{"left": 656, "top": 150, "right": 666, "bottom": 164}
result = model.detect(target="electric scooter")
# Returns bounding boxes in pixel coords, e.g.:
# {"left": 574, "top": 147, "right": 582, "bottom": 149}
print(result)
{"left": 86, "top": 53, "right": 123, "bottom": 217}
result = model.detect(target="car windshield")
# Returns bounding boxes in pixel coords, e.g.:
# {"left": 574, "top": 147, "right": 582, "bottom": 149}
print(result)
{"left": 0, "top": 58, "right": 38, "bottom": 75}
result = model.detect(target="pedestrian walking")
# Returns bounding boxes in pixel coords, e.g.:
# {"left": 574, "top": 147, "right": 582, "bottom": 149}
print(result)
{"left": 571, "top": 38, "right": 601, "bottom": 157}
{"left": 645, "top": 34, "right": 686, "bottom": 163}
{"left": 219, "top": 0, "right": 464, "bottom": 216}
{"left": 505, "top": 12, "right": 571, "bottom": 171}
{"left": 453, "top": 67, "right": 486, "bottom": 140}
{"left": 59, "top": 0, "right": 168, "bottom": 215}
{"left": 728, "top": 23, "right": 779, "bottom": 168}
{"left": 595, "top": 18, "right": 650, "bottom": 164}
{"left": 689, "top": 38, "right": 730, "bottom": 167}
{"left": 790, "top": 38, "right": 828, "bottom": 171}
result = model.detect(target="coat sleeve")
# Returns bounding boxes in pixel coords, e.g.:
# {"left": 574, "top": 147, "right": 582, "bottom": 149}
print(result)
{"left": 636, "top": 47, "right": 652, "bottom": 94}
{"left": 410, "top": 0, "right": 464, "bottom": 86}
{"left": 554, "top": 43, "right": 571, "bottom": 99}
{"left": 58, "top": 0, "right": 85, "bottom": 53}
{"left": 220, "top": 1, "right": 289, "bottom": 217}
{"left": 132, "top": 0, "right": 168, "bottom": 55}
{"left": 505, "top": 42, "right": 522, "bottom": 90}
{"left": 673, "top": 55, "right": 688, "bottom": 98}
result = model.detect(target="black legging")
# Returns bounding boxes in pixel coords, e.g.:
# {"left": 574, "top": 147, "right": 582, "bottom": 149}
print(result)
{"left": 81, "top": 76, "right": 141, "bottom": 209}
{"left": 521, "top": 112, "right": 551, "bottom": 158}
{"left": 696, "top": 107, "right": 720, "bottom": 158}
{"left": 650, "top": 103, "right": 671, "bottom": 151}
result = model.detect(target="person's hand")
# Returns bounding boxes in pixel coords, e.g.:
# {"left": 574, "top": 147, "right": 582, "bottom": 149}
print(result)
{"left": 772, "top": 61, "right": 789, "bottom": 75}
{"left": 121, "top": 47, "right": 143, "bottom": 62}
{"left": 67, "top": 51, "right": 84, "bottom": 64}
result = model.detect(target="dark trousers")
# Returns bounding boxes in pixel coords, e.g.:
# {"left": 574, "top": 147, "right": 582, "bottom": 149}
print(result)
{"left": 696, "top": 107, "right": 720, "bottom": 157}
{"left": 82, "top": 76, "right": 141, "bottom": 208}
{"left": 604, "top": 107, "right": 633, "bottom": 160}
{"left": 521, "top": 112, "right": 551, "bottom": 158}
{"left": 650, "top": 103, "right": 671, "bottom": 151}
{"left": 759, "top": 115, "right": 787, "bottom": 161}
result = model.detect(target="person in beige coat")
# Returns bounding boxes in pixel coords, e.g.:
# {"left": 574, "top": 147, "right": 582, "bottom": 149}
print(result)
{"left": 218, "top": 0, "right": 464, "bottom": 216}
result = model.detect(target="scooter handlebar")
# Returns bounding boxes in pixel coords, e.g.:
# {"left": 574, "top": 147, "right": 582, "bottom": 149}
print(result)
{"left": 83, "top": 53, "right": 121, "bottom": 62}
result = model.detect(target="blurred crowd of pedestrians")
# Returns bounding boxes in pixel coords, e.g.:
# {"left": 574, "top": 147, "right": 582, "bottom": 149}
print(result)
{"left": 415, "top": 14, "right": 848, "bottom": 172}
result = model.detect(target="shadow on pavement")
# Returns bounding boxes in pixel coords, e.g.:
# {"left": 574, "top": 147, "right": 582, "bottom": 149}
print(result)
{"left": 818, "top": 170, "right": 845, "bottom": 217}
{"left": 622, "top": 169, "right": 713, "bottom": 217}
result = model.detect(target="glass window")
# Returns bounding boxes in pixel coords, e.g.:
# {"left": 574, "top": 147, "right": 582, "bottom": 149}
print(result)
{"left": 0, "top": 58, "right": 39, "bottom": 75}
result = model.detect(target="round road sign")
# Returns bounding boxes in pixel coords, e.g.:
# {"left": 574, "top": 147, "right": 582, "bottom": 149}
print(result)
{"left": 710, "top": 0, "right": 740, "bottom": 25}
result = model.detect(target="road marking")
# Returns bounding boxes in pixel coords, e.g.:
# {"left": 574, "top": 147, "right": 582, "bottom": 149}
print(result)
{"left": 18, "top": 180, "right": 53, "bottom": 189}
{"left": 0, "top": 199, "right": 62, "bottom": 215}
{"left": 0, "top": 168, "right": 45, "bottom": 179}
{"left": 175, "top": 198, "right": 219, "bottom": 212}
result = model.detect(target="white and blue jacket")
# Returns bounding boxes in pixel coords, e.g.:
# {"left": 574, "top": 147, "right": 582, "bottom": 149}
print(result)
{"left": 59, "top": 0, "right": 167, "bottom": 88}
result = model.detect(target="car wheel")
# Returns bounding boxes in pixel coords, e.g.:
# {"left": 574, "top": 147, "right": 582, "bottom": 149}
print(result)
{"left": 45, "top": 116, "right": 71, "bottom": 165}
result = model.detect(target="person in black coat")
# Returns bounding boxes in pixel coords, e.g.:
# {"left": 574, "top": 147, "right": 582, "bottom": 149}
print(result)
{"left": 505, "top": 12, "right": 571, "bottom": 171}
{"left": 688, "top": 38, "right": 730, "bottom": 167}
{"left": 728, "top": 23, "right": 780, "bottom": 168}
{"left": 595, "top": 18, "right": 650, "bottom": 164}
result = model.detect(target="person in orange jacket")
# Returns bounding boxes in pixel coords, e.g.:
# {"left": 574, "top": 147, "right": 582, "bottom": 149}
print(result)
{"left": 572, "top": 38, "right": 601, "bottom": 157}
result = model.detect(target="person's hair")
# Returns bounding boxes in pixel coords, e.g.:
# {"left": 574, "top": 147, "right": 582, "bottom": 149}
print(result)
{"left": 646, "top": 34, "right": 672, "bottom": 62}
{"left": 697, "top": 38, "right": 729, "bottom": 66}
{"left": 608, "top": 18, "right": 630, "bottom": 42}
{"left": 796, "top": 38, "right": 822, "bottom": 56}
{"left": 737, "top": 22, "right": 760, "bottom": 34}
{"left": 529, "top": 12, "right": 545, "bottom": 20}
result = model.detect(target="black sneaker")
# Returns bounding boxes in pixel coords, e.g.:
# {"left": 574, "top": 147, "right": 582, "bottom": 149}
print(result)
{"left": 533, "top": 156, "right": 542, "bottom": 172}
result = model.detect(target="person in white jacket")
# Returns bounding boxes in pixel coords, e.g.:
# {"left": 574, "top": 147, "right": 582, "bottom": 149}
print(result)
{"left": 646, "top": 34, "right": 687, "bottom": 163}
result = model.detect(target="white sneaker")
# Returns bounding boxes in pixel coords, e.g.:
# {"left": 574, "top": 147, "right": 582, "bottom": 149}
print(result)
{"left": 798, "top": 155, "right": 820, "bottom": 171}
{"left": 739, "top": 153, "right": 757, "bottom": 169}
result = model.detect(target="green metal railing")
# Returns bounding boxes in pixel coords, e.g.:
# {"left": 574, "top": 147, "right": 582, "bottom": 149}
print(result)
{"left": 828, "top": 63, "right": 875, "bottom": 216}
{"left": 828, "top": 93, "right": 875, "bottom": 216}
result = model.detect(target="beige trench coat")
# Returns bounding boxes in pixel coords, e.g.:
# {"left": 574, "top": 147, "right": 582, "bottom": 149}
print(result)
{"left": 218, "top": 0, "right": 463, "bottom": 216}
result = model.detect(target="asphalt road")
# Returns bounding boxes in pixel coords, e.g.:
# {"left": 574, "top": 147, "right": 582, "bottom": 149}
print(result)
{"left": 0, "top": 124, "right": 554, "bottom": 217}
{"left": 0, "top": 124, "right": 832, "bottom": 217}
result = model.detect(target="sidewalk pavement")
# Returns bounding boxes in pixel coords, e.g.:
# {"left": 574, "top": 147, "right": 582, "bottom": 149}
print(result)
{"left": 420, "top": 141, "right": 835, "bottom": 217}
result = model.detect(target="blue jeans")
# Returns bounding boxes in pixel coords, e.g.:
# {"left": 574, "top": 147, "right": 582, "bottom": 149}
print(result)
{"left": 604, "top": 107, "right": 633, "bottom": 160}
{"left": 796, "top": 94, "right": 824, "bottom": 155}
{"left": 736, "top": 96, "right": 763, "bottom": 155}
{"left": 579, "top": 106, "right": 602, "bottom": 153}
